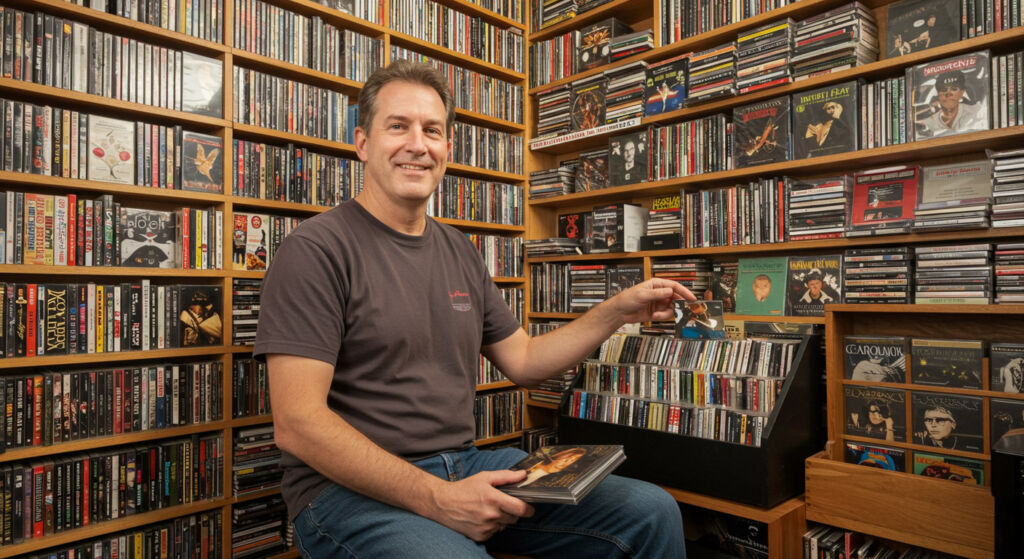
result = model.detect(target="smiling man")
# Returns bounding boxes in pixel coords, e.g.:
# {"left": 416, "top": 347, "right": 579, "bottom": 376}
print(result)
{"left": 254, "top": 61, "right": 692, "bottom": 558}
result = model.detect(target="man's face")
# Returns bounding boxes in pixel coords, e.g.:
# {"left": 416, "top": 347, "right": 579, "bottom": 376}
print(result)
{"left": 752, "top": 278, "right": 771, "bottom": 301}
{"left": 937, "top": 83, "right": 965, "bottom": 111}
{"left": 867, "top": 405, "right": 884, "bottom": 425}
{"left": 824, "top": 103, "right": 841, "bottom": 119}
{"left": 924, "top": 410, "right": 955, "bottom": 440}
{"left": 354, "top": 81, "right": 449, "bottom": 205}
{"left": 807, "top": 279, "right": 823, "bottom": 298}
{"left": 624, "top": 141, "right": 636, "bottom": 165}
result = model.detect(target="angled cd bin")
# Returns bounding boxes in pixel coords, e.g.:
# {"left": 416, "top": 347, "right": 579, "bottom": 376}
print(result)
{"left": 558, "top": 334, "right": 825, "bottom": 509}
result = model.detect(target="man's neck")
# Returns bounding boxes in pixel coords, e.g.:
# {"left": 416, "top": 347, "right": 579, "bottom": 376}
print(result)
{"left": 355, "top": 190, "right": 428, "bottom": 236}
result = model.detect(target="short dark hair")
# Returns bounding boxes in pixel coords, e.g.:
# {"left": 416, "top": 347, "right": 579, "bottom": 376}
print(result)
{"left": 357, "top": 60, "right": 455, "bottom": 135}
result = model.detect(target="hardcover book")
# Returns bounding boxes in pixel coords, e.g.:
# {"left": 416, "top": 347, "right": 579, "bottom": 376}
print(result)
{"left": 990, "top": 342, "right": 1024, "bottom": 393}
{"left": 907, "top": 50, "right": 990, "bottom": 141}
{"left": 674, "top": 299, "right": 726, "bottom": 339}
{"left": 910, "top": 338, "right": 984, "bottom": 389}
{"left": 734, "top": 256, "right": 788, "bottom": 316}
{"left": 912, "top": 451, "right": 984, "bottom": 484}
{"left": 499, "top": 444, "right": 626, "bottom": 504}
{"left": 843, "top": 336, "right": 908, "bottom": 383}
{"left": 844, "top": 385, "right": 907, "bottom": 441}
{"left": 87, "top": 115, "right": 135, "bottom": 184}
{"left": 911, "top": 391, "right": 983, "bottom": 452}
{"left": 885, "top": 0, "right": 961, "bottom": 58}
{"left": 577, "top": 19, "right": 632, "bottom": 72}
{"left": 181, "top": 131, "right": 223, "bottom": 194}
{"left": 180, "top": 51, "right": 223, "bottom": 117}
{"left": 784, "top": 254, "right": 841, "bottom": 316}
{"left": 990, "top": 398, "right": 1024, "bottom": 445}
{"left": 844, "top": 442, "right": 906, "bottom": 471}
{"left": 644, "top": 54, "right": 688, "bottom": 115}
{"left": 118, "top": 207, "right": 178, "bottom": 268}
{"left": 791, "top": 80, "right": 859, "bottom": 159}
{"left": 607, "top": 130, "right": 649, "bottom": 187}
{"left": 576, "top": 148, "right": 610, "bottom": 192}
{"left": 177, "top": 285, "right": 223, "bottom": 347}
{"left": 732, "top": 96, "right": 792, "bottom": 168}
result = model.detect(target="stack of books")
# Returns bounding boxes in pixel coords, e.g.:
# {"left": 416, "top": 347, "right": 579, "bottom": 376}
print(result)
{"left": 232, "top": 425, "right": 283, "bottom": 496}
{"left": 535, "top": 84, "right": 573, "bottom": 138}
{"left": 843, "top": 247, "right": 913, "bottom": 304}
{"left": 650, "top": 257, "right": 712, "bottom": 295}
{"left": 994, "top": 242, "right": 1024, "bottom": 303}
{"left": 988, "top": 147, "right": 1024, "bottom": 227}
{"left": 791, "top": 2, "right": 878, "bottom": 81}
{"left": 231, "top": 278, "right": 262, "bottom": 346}
{"left": 685, "top": 42, "right": 737, "bottom": 104}
{"left": 604, "top": 61, "right": 648, "bottom": 124}
{"left": 912, "top": 160, "right": 992, "bottom": 231}
{"left": 535, "top": 0, "right": 577, "bottom": 30}
{"left": 529, "top": 163, "right": 577, "bottom": 199}
{"left": 525, "top": 238, "right": 582, "bottom": 257}
{"left": 610, "top": 29, "right": 654, "bottom": 62}
{"left": 786, "top": 175, "right": 850, "bottom": 241}
{"left": 913, "top": 243, "right": 993, "bottom": 304}
{"left": 735, "top": 19, "right": 794, "bottom": 94}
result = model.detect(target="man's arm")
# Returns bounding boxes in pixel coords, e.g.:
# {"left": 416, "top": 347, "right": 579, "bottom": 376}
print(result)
{"left": 483, "top": 278, "right": 694, "bottom": 388}
{"left": 267, "top": 353, "right": 532, "bottom": 541}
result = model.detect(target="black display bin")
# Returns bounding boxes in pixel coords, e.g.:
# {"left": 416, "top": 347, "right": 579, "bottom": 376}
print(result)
{"left": 558, "top": 334, "right": 825, "bottom": 509}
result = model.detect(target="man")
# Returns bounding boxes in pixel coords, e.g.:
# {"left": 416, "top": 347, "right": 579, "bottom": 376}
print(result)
{"left": 255, "top": 61, "right": 692, "bottom": 558}
{"left": 751, "top": 274, "right": 772, "bottom": 302}
{"left": 919, "top": 70, "right": 984, "bottom": 136}
{"left": 799, "top": 269, "right": 834, "bottom": 306}
{"left": 802, "top": 101, "right": 851, "bottom": 156}
{"left": 914, "top": 404, "right": 963, "bottom": 449}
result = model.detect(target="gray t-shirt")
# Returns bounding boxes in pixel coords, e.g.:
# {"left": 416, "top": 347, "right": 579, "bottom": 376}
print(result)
{"left": 253, "top": 200, "right": 521, "bottom": 519}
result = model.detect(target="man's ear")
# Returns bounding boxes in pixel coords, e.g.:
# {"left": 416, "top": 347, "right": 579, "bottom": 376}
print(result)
{"left": 354, "top": 126, "right": 369, "bottom": 162}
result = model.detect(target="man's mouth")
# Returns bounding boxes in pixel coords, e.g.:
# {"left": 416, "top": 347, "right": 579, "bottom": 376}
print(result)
{"left": 397, "top": 163, "right": 431, "bottom": 170}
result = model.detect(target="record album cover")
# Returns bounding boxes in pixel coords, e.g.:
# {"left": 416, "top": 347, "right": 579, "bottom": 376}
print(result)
{"left": 791, "top": 81, "right": 859, "bottom": 159}
{"left": 732, "top": 96, "right": 792, "bottom": 168}
{"left": 990, "top": 342, "right": 1024, "bottom": 393}
{"left": 674, "top": 299, "right": 726, "bottom": 339}
{"left": 571, "top": 77, "right": 607, "bottom": 131}
{"left": 577, "top": 19, "right": 632, "bottom": 72}
{"left": 850, "top": 166, "right": 919, "bottom": 231}
{"left": 87, "top": 115, "right": 136, "bottom": 184}
{"left": 181, "top": 131, "right": 224, "bottom": 193}
{"left": 118, "top": 207, "right": 178, "bottom": 268}
{"left": 885, "top": 0, "right": 961, "bottom": 58}
{"left": 784, "top": 254, "right": 841, "bottom": 316}
{"left": 576, "top": 148, "right": 610, "bottom": 191}
{"left": 911, "top": 391, "right": 983, "bottom": 452}
{"left": 177, "top": 284, "right": 223, "bottom": 347}
{"left": 734, "top": 256, "right": 788, "bottom": 316}
{"left": 907, "top": 50, "right": 990, "bottom": 141}
{"left": 990, "top": 398, "right": 1024, "bottom": 446}
{"left": 912, "top": 451, "right": 984, "bottom": 484}
{"left": 499, "top": 445, "right": 626, "bottom": 504}
{"left": 845, "top": 385, "right": 907, "bottom": 441}
{"left": 644, "top": 54, "right": 688, "bottom": 116}
{"left": 843, "top": 336, "right": 908, "bottom": 383}
{"left": 845, "top": 442, "right": 906, "bottom": 471}
{"left": 181, "top": 51, "right": 224, "bottom": 117}
{"left": 608, "top": 130, "right": 649, "bottom": 187}
{"left": 910, "top": 338, "right": 984, "bottom": 389}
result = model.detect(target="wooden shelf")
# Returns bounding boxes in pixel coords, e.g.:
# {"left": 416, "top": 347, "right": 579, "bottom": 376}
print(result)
{"left": 387, "top": 30, "right": 526, "bottom": 84}
{"left": 476, "top": 380, "right": 517, "bottom": 391}
{"left": 446, "top": 162, "right": 526, "bottom": 182}
{"left": 230, "top": 196, "right": 330, "bottom": 214}
{"left": 433, "top": 0, "right": 527, "bottom": 31}
{"left": 454, "top": 107, "right": 526, "bottom": 133}
{"left": 0, "top": 346, "right": 229, "bottom": 370}
{"left": 231, "top": 415, "right": 275, "bottom": 428}
{"left": 0, "top": 171, "right": 226, "bottom": 203}
{"left": 231, "top": 123, "right": 357, "bottom": 157}
{"left": 0, "top": 498, "right": 226, "bottom": 559}
{"left": 474, "top": 431, "right": 523, "bottom": 446}
{"left": 231, "top": 48, "right": 365, "bottom": 96}
{"left": 273, "top": 0, "right": 390, "bottom": 38}
{"left": 434, "top": 217, "right": 526, "bottom": 233}
{"left": 0, "top": 421, "right": 229, "bottom": 464}
{"left": 0, "top": 264, "right": 226, "bottom": 277}
{"left": 492, "top": 276, "right": 527, "bottom": 284}
{"left": 528, "top": 0, "right": 650, "bottom": 43}
{"left": 232, "top": 486, "right": 283, "bottom": 505}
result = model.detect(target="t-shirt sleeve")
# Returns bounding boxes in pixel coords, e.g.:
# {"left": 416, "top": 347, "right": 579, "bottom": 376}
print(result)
{"left": 253, "top": 233, "right": 345, "bottom": 365}
{"left": 481, "top": 272, "right": 522, "bottom": 346}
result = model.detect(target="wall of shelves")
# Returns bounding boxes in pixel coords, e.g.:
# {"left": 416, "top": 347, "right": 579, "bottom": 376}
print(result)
{"left": 0, "top": 0, "right": 528, "bottom": 555}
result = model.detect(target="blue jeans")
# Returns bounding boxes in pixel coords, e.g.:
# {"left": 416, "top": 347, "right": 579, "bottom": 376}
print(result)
{"left": 292, "top": 446, "right": 687, "bottom": 558}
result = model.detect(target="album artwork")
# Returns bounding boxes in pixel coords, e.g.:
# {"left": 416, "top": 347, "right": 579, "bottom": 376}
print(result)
{"left": 87, "top": 115, "right": 136, "bottom": 184}
{"left": 607, "top": 130, "right": 649, "bottom": 187}
{"left": 734, "top": 256, "right": 788, "bottom": 316}
{"left": 845, "top": 442, "right": 906, "bottom": 471}
{"left": 732, "top": 96, "right": 791, "bottom": 168}
{"left": 791, "top": 81, "right": 860, "bottom": 159}
{"left": 784, "top": 254, "right": 841, "bottom": 317}
{"left": 907, "top": 50, "right": 991, "bottom": 141}
{"left": 845, "top": 385, "right": 907, "bottom": 442}
{"left": 577, "top": 18, "right": 632, "bottom": 72}
{"left": 912, "top": 451, "right": 984, "bottom": 484}
{"left": 674, "top": 299, "right": 726, "bottom": 339}
{"left": 991, "top": 398, "right": 1024, "bottom": 446}
{"left": 177, "top": 284, "right": 223, "bottom": 347}
{"left": 181, "top": 51, "right": 224, "bottom": 117}
{"left": 181, "top": 131, "right": 224, "bottom": 193}
{"left": 571, "top": 76, "right": 607, "bottom": 131}
{"left": 910, "top": 338, "right": 984, "bottom": 389}
{"left": 576, "top": 148, "right": 610, "bottom": 191}
{"left": 843, "top": 336, "right": 908, "bottom": 383}
{"left": 644, "top": 54, "right": 688, "bottom": 115}
{"left": 911, "top": 391, "right": 983, "bottom": 452}
{"left": 990, "top": 342, "right": 1024, "bottom": 393}
{"left": 118, "top": 207, "right": 178, "bottom": 268}
{"left": 885, "top": 0, "right": 961, "bottom": 58}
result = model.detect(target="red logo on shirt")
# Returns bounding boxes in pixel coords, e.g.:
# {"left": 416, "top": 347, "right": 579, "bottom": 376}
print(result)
{"left": 449, "top": 290, "right": 471, "bottom": 312}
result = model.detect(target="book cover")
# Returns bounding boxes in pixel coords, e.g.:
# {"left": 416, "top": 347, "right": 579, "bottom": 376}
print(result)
{"left": 990, "top": 398, "right": 1024, "bottom": 446}
{"left": 919, "top": 159, "right": 992, "bottom": 204}
{"left": 734, "top": 256, "right": 788, "bottom": 316}
{"left": 844, "top": 385, "right": 907, "bottom": 442}
{"left": 674, "top": 299, "right": 725, "bottom": 339}
{"left": 644, "top": 54, "right": 688, "bottom": 116}
{"left": 575, "top": 149, "right": 609, "bottom": 192}
{"left": 885, "top": 0, "right": 961, "bottom": 58}
{"left": 912, "top": 451, "right": 984, "bottom": 484}
{"left": 87, "top": 115, "right": 135, "bottom": 184}
{"left": 607, "top": 130, "right": 649, "bottom": 187}
{"left": 844, "top": 442, "right": 906, "bottom": 471}
{"left": 180, "top": 51, "right": 223, "bottom": 117}
{"left": 785, "top": 254, "right": 842, "bottom": 316}
{"left": 571, "top": 76, "right": 607, "bottom": 131}
{"left": 791, "top": 81, "right": 859, "bottom": 159}
{"left": 176, "top": 285, "right": 223, "bottom": 347}
{"left": 907, "top": 50, "right": 990, "bottom": 141}
{"left": 990, "top": 342, "right": 1024, "bottom": 393}
{"left": 181, "top": 131, "right": 223, "bottom": 194}
{"left": 118, "top": 208, "right": 178, "bottom": 268}
{"left": 911, "top": 391, "right": 983, "bottom": 452}
{"left": 910, "top": 338, "right": 984, "bottom": 389}
{"left": 732, "top": 96, "right": 792, "bottom": 168}
{"left": 499, "top": 444, "right": 626, "bottom": 504}
{"left": 843, "top": 336, "right": 908, "bottom": 382}
{"left": 850, "top": 166, "right": 920, "bottom": 231}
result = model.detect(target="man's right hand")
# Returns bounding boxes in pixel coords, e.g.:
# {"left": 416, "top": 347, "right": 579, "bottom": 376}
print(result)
{"left": 427, "top": 469, "right": 535, "bottom": 542}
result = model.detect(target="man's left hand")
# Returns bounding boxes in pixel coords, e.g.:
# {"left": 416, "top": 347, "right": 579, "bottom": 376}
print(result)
{"left": 610, "top": 278, "right": 696, "bottom": 324}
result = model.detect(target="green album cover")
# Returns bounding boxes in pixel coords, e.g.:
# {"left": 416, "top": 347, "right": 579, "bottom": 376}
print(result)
{"left": 734, "top": 256, "right": 788, "bottom": 316}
